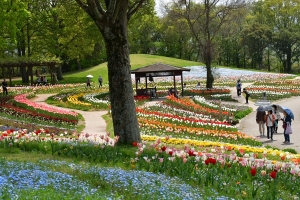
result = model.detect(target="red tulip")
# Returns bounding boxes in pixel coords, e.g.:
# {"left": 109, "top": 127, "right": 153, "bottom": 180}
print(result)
{"left": 205, "top": 159, "right": 210, "bottom": 165}
{"left": 210, "top": 158, "right": 217, "bottom": 165}
{"left": 132, "top": 142, "right": 138, "bottom": 147}
{"left": 188, "top": 150, "right": 195, "bottom": 156}
{"left": 270, "top": 171, "right": 277, "bottom": 179}
{"left": 161, "top": 146, "right": 167, "bottom": 151}
{"left": 205, "top": 158, "right": 217, "bottom": 165}
{"left": 250, "top": 168, "right": 257, "bottom": 176}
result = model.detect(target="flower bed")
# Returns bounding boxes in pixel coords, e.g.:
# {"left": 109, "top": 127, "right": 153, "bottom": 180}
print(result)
{"left": 14, "top": 94, "right": 78, "bottom": 118}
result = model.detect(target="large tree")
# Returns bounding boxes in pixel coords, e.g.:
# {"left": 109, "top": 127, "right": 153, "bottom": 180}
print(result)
{"left": 75, "top": 0, "right": 147, "bottom": 144}
{"left": 264, "top": 0, "right": 300, "bottom": 73}
{"left": 169, "top": 0, "right": 245, "bottom": 88}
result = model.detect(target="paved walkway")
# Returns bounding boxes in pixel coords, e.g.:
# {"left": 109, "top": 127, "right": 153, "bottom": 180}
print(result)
{"left": 230, "top": 83, "right": 300, "bottom": 152}
{"left": 33, "top": 87, "right": 300, "bottom": 152}
{"left": 32, "top": 94, "right": 108, "bottom": 136}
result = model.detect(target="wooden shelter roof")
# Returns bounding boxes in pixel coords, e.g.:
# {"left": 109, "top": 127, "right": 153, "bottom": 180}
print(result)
{"left": 131, "top": 63, "right": 190, "bottom": 74}
{"left": 0, "top": 60, "right": 58, "bottom": 67}
{"left": 0, "top": 59, "right": 60, "bottom": 86}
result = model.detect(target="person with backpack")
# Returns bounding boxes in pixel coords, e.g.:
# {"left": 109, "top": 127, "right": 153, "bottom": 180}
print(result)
{"left": 236, "top": 79, "right": 242, "bottom": 97}
{"left": 265, "top": 110, "right": 275, "bottom": 140}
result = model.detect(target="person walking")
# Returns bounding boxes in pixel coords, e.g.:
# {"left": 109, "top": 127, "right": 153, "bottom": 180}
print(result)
{"left": 86, "top": 77, "right": 91, "bottom": 89}
{"left": 256, "top": 111, "right": 266, "bottom": 136}
{"left": 282, "top": 110, "right": 292, "bottom": 144}
{"left": 243, "top": 88, "right": 250, "bottom": 104}
{"left": 98, "top": 75, "right": 103, "bottom": 88}
{"left": 236, "top": 79, "right": 242, "bottom": 97}
{"left": 2, "top": 79, "right": 8, "bottom": 95}
{"left": 265, "top": 110, "right": 275, "bottom": 140}
{"left": 272, "top": 105, "right": 281, "bottom": 133}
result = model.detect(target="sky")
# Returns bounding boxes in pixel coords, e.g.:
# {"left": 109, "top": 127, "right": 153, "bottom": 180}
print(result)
{"left": 154, "top": 0, "right": 172, "bottom": 16}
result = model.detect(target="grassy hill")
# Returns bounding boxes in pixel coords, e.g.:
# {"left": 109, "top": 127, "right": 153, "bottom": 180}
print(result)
{"left": 60, "top": 54, "right": 203, "bottom": 84}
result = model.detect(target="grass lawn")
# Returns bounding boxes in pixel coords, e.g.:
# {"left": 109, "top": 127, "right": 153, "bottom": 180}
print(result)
{"left": 37, "top": 54, "right": 203, "bottom": 85}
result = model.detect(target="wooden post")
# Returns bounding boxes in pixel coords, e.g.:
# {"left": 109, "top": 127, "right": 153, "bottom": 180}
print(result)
{"left": 9, "top": 66, "right": 12, "bottom": 87}
{"left": 30, "top": 66, "right": 34, "bottom": 86}
{"left": 181, "top": 73, "right": 184, "bottom": 97}
{"left": 173, "top": 72, "right": 178, "bottom": 96}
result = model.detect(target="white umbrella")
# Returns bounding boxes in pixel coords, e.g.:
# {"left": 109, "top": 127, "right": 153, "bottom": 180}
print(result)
{"left": 86, "top": 74, "right": 93, "bottom": 78}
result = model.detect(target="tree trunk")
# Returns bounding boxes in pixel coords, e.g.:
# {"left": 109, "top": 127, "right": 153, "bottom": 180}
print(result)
{"left": 77, "top": 59, "right": 81, "bottom": 71}
{"left": 204, "top": 42, "right": 214, "bottom": 88}
{"left": 99, "top": 23, "right": 141, "bottom": 144}
{"left": 206, "top": 64, "right": 214, "bottom": 88}
{"left": 56, "top": 66, "right": 63, "bottom": 80}
{"left": 17, "top": 30, "right": 29, "bottom": 84}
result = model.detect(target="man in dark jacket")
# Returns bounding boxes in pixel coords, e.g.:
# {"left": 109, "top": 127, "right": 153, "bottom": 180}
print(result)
{"left": 2, "top": 79, "right": 8, "bottom": 95}
{"left": 243, "top": 88, "right": 250, "bottom": 104}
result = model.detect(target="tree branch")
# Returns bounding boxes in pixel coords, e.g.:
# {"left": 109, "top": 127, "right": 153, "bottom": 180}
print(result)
{"left": 106, "top": 0, "right": 117, "bottom": 20}
{"left": 74, "top": 0, "right": 90, "bottom": 13}
{"left": 86, "top": 0, "right": 104, "bottom": 21}
{"left": 128, "top": 0, "right": 147, "bottom": 20}
{"left": 94, "top": 0, "right": 105, "bottom": 15}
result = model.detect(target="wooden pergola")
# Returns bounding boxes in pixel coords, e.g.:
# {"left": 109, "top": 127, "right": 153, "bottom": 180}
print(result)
{"left": 131, "top": 63, "right": 191, "bottom": 97}
{"left": 0, "top": 60, "right": 59, "bottom": 86}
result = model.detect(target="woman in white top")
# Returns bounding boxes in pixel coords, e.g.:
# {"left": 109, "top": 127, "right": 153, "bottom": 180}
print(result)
{"left": 265, "top": 110, "right": 275, "bottom": 140}
{"left": 272, "top": 105, "right": 281, "bottom": 133}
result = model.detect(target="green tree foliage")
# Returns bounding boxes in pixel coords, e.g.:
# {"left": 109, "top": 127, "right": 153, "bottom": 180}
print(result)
{"left": 266, "top": 0, "right": 300, "bottom": 73}
{"left": 241, "top": 23, "right": 272, "bottom": 70}
{"left": 0, "top": 0, "right": 105, "bottom": 80}
{"left": 158, "top": 9, "right": 197, "bottom": 60}
{"left": 217, "top": 6, "right": 248, "bottom": 68}
{"left": 168, "top": 0, "right": 245, "bottom": 88}
{"left": 247, "top": 0, "right": 300, "bottom": 73}
{"left": 0, "top": 0, "right": 30, "bottom": 56}
{"left": 128, "top": 0, "right": 160, "bottom": 54}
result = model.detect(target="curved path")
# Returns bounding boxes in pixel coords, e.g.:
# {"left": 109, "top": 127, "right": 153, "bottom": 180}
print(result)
{"left": 32, "top": 94, "right": 108, "bottom": 137}
{"left": 230, "top": 83, "right": 300, "bottom": 152}
{"left": 33, "top": 88, "right": 300, "bottom": 152}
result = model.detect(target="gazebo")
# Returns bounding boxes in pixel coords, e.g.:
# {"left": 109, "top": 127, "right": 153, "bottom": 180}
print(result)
{"left": 131, "top": 63, "right": 190, "bottom": 97}
{"left": 0, "top": 60, "right": 59, "bottom": 86}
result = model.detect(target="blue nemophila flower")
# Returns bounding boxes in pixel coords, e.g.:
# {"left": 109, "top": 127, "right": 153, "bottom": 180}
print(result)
{"left": 0, "top": 160, "right": 114, "bottom": 199}
{"left": 39, "top": 159, "right": 230, "bottom": 200}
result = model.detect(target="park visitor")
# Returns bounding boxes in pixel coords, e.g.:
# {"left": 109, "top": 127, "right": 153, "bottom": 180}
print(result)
{"left": 86, "top": 77, "right": 91, "bottom": 89}
{"left": 272, "top": 105, "right": 281, "bottom": 134}
{"left": 265, "top": 110, "right": 275, "bottom": 140}
{"left": 243, "top": 88, "right": 250, "bottom": 104}
{"left": 256, "top": 110, "right": 266, "bottom": 136}
{"left": 282, "top": 110, "right": 292, "bottom": 144}
{"left": 98, "top": 75, "right": 103, "bottom": 88}
{"left": 236, "top": 79, "right": 242, "bottom": 97}
{"left": 2, "top": 79, "right": 8, "bottom": 95}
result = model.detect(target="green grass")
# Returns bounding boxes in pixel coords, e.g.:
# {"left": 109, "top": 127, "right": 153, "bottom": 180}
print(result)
{"left": 102, "top": 113, "right": 114, "bottom": 134}
{"left": 56, "top": 54, "right": 204, "bottom": 85}
{"left": 11, "top": 54, "right": 202, "bottom": 85}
